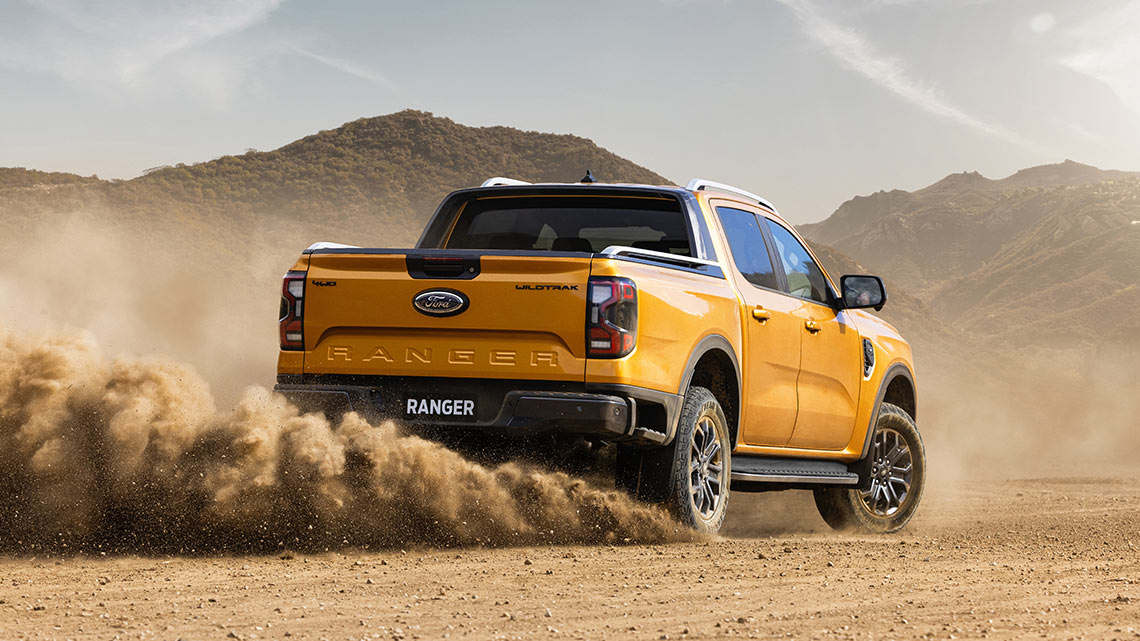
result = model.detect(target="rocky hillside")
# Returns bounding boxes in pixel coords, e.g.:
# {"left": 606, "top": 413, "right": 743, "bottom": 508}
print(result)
{"left": 800, "top": 161, "right": 1140, "bottom": 358}
{"left": 0, "top": 110, "right": 670, "bottom": 248}
{"left": 800, "top": 161, "right": 1140, "bottom": 292}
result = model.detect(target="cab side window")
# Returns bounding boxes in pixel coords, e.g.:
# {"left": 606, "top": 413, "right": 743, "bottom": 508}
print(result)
{"left": 764, "top": 220, "right": 830, "bottom": 304}
{"left": 715, "top": 207, "right": 778, "bottom": 290}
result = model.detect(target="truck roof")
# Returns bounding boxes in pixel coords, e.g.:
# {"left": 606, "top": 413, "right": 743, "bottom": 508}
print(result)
{"left": 471, "top": 176, "right": 781, "bottom": 217}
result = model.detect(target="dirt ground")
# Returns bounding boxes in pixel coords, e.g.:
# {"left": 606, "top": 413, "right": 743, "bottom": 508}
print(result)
{"left": 2, "top": 478, "right": 1138, "bottom": 641}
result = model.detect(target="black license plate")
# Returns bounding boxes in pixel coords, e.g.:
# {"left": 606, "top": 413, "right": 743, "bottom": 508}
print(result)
{"left": 402, "top": 395, "right": 477, "bottom": 420}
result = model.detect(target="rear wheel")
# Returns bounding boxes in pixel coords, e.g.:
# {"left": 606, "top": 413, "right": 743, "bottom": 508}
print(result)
{"left": 814, "top": 402, "right": 925, "bottom": 533}
{"left": 616, "top": 386, "right": 730, "bottom": 533}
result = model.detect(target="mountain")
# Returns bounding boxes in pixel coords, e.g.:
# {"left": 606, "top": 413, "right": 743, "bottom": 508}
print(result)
{"left": 799, "top": 161, "right": 1140, "bottom": 359}
{"left": 126, "top": 110, "right": 670, "bottom": 239}
{"left": 799, "top": 161, "right": 1140, "bottom": 295}
{"left": 0, "top": 168, "right": 102, "bottom": 189}
{"left": 994, "top": 159, "right": 1140, "bottom": 191}
{"left": 0, "top": 109, "right": 670, "bottom": 248}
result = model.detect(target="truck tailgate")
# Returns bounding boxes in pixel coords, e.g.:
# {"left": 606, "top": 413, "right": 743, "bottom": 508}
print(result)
{"left": 302, "top": 251, "right": 591, "bottom": 381}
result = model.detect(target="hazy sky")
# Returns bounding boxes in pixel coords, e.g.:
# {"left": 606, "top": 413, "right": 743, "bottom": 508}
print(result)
{"left": 1, "top": 0, "right": 1138, "bottom": 223}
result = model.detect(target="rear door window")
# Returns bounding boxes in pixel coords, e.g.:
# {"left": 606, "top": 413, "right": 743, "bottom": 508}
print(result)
{"left": 715, "top": 207, "right": 778, "bottom": 290}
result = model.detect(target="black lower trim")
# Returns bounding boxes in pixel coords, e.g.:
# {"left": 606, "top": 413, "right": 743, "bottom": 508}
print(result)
{"left": 508, "top": 392, "right": 628, "bottom": 435}
{"left": 585, "top": 383, "right": 683, "bottom": 446}
{"left": 678, "top": 335, "right": 741, "bottom": 446}
{"left": 730, "top": 455, "right": 861, "bottom": 492}
{"left": 274, "top": 375, "right": 679, "bottom": 447}
{"left": 859, "top": 364, "right": 916, "bottom": 459}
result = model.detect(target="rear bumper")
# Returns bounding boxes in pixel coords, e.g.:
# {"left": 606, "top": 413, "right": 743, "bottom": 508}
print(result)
{"left": 274, "top": 375, "right": 681, "bottom": 447}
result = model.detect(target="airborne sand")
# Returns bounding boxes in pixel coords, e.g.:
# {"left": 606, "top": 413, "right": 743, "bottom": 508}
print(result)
{"left": 0, "top": 326, "right": 694, "bottom": 552}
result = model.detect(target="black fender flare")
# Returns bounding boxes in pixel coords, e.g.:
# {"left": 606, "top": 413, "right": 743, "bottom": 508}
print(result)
{"left": 674, "top": 334, "right": 743, "bottom": 445}
{"left": 856, "top": 362, "right": 917, "bottom": 461}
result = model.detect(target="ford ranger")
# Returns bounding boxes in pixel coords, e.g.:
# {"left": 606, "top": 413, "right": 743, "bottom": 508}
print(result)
{"left": 275, "top": 176, "right": 925, "bottom": 533}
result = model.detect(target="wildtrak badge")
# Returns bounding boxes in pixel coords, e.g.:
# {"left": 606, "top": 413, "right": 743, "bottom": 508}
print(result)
{"left": 515, "top": 284, "right": 579, "bottom": 290}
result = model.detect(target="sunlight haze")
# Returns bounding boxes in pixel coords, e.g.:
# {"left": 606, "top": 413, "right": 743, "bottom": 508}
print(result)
{"left": 1, "top": 0, "right": 1138, "bottom": 222}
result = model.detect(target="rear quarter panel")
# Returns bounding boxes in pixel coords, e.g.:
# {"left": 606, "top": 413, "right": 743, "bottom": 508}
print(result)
{"left": 586, "top": 258, "right": 742, "bottom": 394}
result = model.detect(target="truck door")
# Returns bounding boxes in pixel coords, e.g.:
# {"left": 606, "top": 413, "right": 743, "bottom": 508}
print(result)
{"left": 713, "top": 205, "right": 800, "bottom": 446}
{"left": 762, "top": 219, "right": 862, "bottom": 450}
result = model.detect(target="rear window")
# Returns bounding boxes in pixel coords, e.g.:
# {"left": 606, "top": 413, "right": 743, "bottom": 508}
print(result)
{"left": 444, "top": 195, "right": 692, "bottom": 255}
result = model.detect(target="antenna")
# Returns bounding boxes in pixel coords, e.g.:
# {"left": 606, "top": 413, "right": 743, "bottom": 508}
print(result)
{"left": 580, "top": 169, "right": 598, "bottom": 183}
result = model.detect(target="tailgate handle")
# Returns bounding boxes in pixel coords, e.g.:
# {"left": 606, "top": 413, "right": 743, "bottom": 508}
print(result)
{"left": 406, "top": 254, "right": 481, "bottom": 280}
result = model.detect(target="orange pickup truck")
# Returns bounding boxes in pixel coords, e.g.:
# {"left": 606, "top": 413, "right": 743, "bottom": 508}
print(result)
{"left": 275, "top": 176, "right": 925, "bottom": 533}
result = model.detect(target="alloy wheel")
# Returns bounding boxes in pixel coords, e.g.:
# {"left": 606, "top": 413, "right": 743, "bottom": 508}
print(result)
{"left": 689, "top": 415, "right": 726, "bottom": 519}
{"left": 859, "top": 427, "right": 914, "bottom": 516}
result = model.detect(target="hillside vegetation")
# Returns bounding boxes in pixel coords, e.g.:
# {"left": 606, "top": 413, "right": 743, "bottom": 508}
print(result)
{"left": 0, "top": 110, "right": 669, "bottom": 248}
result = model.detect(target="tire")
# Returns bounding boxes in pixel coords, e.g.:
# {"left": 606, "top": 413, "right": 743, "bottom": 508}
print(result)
{"left": 615, "top": 386, "right": 731, "bottom": 533}
{"left": 813, "top": 402, "right": 925, "bottom": 533}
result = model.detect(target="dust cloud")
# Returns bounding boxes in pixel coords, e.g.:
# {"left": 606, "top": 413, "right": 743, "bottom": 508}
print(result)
{"left": 0, "top": 210, "right": 375, "bottom": 406}
{"left": 0, "top": 326, "right": 694, "bottom": 553}
{"left": 0, "top": 213, "right": 284, "bottom": 406}
{"left": 1, "top": 209, "right": 1137, "bottom": 551}
{"left": 0, "top": 212, "right": 694, "bottom": 553}
{"left": 916, "top": 352, "right": 1140, "bottom": 481}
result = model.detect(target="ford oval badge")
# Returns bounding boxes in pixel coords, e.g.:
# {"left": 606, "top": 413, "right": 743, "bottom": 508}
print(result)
{"left": 413, "top": 289, "right": 469, "bottom": 317}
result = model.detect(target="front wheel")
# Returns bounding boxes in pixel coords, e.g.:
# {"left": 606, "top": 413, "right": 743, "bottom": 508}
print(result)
{"left": 813, "top": 402, "right": 925, "bottom": 533}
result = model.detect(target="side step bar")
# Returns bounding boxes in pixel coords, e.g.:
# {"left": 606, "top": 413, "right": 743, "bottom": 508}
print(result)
{"left": 731, "top": 455, "right": 859, "bottom": 486}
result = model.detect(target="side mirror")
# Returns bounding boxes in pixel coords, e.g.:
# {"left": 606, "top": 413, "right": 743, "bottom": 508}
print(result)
{"left": 840, "top": 275, "right": 887, "bottom": 311}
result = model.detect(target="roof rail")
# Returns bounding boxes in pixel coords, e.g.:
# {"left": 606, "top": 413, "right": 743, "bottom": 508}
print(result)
{"left": 480, "top": 177, "right": 533, "bottom": 187}
{"left": 686, "top": 178, "right": 778, "bottom": 213}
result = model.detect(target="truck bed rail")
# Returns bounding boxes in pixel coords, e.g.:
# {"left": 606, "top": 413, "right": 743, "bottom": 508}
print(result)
{"left": 599, "top": 245, "right": 721, "bottom": 271}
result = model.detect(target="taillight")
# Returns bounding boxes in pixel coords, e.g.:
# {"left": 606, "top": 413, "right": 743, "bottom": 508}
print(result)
{"left": 587, "top": 276, "right": 637, "bottom": 358}
{"left": 279, "top": 271, "right": 306, "bottom": 350}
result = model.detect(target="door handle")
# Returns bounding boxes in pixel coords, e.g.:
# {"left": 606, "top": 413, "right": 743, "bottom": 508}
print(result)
{"left": 752, "top": 307, "right": 771, "bottom": 323}
{"left": 804, "top": 320, "right": 822, "bottom": 334}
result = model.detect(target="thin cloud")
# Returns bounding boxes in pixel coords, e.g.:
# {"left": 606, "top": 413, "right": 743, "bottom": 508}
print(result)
{"left": 856, "top": 0, "right": 996, "bottom": 8}
{"left": 775, "top": 0, "right": 1042, "bottom": 152}
{"left": 291, "top": 46, "right": 396, "bottom": 91}
{"left": 1058, "top": 1, "right": 1140, "bottom": 122}
{"left": 0, "top": 0, "right": 282, "bottom": 103}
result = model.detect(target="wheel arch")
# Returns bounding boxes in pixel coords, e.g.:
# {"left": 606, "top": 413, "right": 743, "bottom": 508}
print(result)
{"left": 678, "top": 334, "right": 742, "bottom": 448}
{"left": 859, "top": 363, "right": 917, "bottom": 459}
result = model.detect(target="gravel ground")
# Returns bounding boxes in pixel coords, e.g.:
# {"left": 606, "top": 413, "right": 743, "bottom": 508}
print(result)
{"left": 2, "top": 478, "right": 1138, "bottom": 641}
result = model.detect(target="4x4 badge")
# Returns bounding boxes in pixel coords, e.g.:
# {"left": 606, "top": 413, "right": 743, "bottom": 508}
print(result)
{"left": 413, "top": 289, "right": 469, "bottom": 317}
